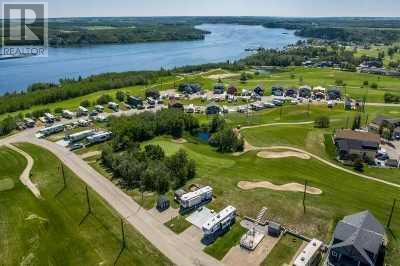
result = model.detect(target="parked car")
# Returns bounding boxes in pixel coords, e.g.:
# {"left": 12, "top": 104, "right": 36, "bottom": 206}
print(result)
{"left": 70, "top": 143, "right": 84, "bottom": 151}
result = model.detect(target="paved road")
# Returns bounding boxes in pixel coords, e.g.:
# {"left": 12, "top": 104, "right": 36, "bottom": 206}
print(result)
{"left": 0, "top": 130, "right": 221, "bottom": 266}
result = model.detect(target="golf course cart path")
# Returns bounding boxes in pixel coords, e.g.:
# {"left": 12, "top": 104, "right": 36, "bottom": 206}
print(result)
{"left": 0, "top": 132, "right": 221, "bottom": 266}
{"left": 5, "top": 144, "right": 41, "bottom": 199}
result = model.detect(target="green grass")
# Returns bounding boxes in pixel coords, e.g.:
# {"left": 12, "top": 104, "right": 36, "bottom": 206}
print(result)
{"left": 324, "top": 134, "right": 337, "bottom": 160}
{"left": 203, "top": 222, "right": 246, "bottom": 260}
{"left": 144, "top": 136, "right": 400, "bottom": 263}
{"left": 261, "top": 234, "right": 304, "bottom": 266}
{"left": 164, "top": 215, "right": 192, "bottom": 234}
{"left": 0, "top": 143, "right": 171, "bottom": 266}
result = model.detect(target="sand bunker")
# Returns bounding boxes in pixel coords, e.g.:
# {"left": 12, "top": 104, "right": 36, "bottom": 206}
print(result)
{"left": 257, "top": 151, "right": 311, "bottom": 160}
{"left": 238, "top": 181, "right": 322, "bottom": 195}
{"left": 207, "top": 73, "right": 240, "bottom": 80}
{"left": 171, "top": 138, "right": 187, "bottom": 144}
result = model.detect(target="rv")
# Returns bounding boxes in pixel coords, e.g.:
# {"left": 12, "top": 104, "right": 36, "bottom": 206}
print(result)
{"left": 108, "top": 102, "right": 119, "bottom": 112}
{"left": 202, "top": 206, "right": 236, "bottom": 239}
{"left": 23, "top": 118, "right": 36, "bottom": 128}
{"left": 87, "top": 131, "right": 112, "bottom": 144}
{"left": 38, "top": 124, "right": 64, "bottom": 137}
{"left": 44, "top": 113, "right": 55, "bottom": 123}
{"left": 94, "top": 105, "right": 104, "bottom": 113}
{"left": 293, "top": 239, "right": 323, "bottom": 266}
{"left": 67, "top": 129, "right": 95, "bottom": 143}
{"left": 180, "top": 186, "right": 213, "bottom": 211}
{"left": 62, "top": 110, "right": 74, "bottom": 119}
{"left": 77, "top": 106, "right": 89, "bottom": 117}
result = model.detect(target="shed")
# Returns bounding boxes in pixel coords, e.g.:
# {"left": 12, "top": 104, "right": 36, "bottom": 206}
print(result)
{"left": 268, "top": 222, "right": 282, "bottom": 237}
{"left": 156, "top": 195, "right": 170, "bottom": 212}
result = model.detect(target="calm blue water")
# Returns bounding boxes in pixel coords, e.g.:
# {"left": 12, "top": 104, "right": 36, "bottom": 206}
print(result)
{"left": 0, "top": 24, "right": 303, "bottom": 93}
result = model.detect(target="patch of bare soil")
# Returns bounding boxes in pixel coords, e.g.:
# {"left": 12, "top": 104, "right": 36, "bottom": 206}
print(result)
{"left": 238, "top": 181, "right": 322, "bottom": 195}
{"left": 257, "top": 151, "right": 311, "bottom": 160}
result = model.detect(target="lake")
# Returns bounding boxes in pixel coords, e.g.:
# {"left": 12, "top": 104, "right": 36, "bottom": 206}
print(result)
{"left": 0, "top": 24, "right": 303, "bottom": 94}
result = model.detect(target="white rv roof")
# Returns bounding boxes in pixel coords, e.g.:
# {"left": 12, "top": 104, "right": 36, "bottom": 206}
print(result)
{"left": 181, "top": 186, "right": 212, "bottom": 201}
{"left": 78, "top": 106, "right": 88, "bottom": 112}
{"left": 202, "top": 205, "right": 236, "bottom": 231}
{"left": 69, "top": 129, "right": 94, "bottom": 138}
{"left": 39, "top": 123, "right": 64, "bottom": 132}
{"left": 293, "top": 239, "right": 323, "bottom": 266}
{"left": 88, "top": 131, "right": 112, "bottom": 139}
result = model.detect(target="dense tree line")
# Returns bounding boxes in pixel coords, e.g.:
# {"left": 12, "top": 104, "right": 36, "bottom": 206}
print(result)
{"left": 0, "top": 116, "right": 17, "bottom": 137}
{"left": 101, "top": 143, "right": 196, "bottom": 193}
{"left": 207, "top": 116, "right": 244, "bottom": 153}
{"left": 241, "top": 46, "right": 359, "bottom": 68}
{"left": 0, "top": 71, "right": 171, "bottom": 115}
{"left": 109, "top": 109, "right": 199, "bottom": 150}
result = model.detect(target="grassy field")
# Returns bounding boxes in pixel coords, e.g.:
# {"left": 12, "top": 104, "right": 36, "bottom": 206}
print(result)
{"left": 261, "top": 234, "right": 304, "bottom": 266}
{"left": 141, "top": 136, "right": 400, "bottom": 263}
{"left": 0, "top": 143, "right": 171, "bottom": 266}
{"left": 164, "top": 215, "right": 192, "bottom": 234}
{"left": 203, "top": 222, "right": 246, "bottom": 260}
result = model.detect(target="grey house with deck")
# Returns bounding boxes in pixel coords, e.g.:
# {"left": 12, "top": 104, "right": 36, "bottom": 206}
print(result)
{"left": 327, "top": 210, "right": 385, "bottom": 266}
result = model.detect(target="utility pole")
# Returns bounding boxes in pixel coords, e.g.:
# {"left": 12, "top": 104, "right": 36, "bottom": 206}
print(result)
{"left": 387, "top": 199, "right": 397, "bottom": 229}
{"left": 303, "top": 180, "right": 308, "bottom": 214}
{"left": 307, "top": 102, "right": 310, "bottom": 117}
{"left": 121, "top": 218, "right": 126, "bottom": 249}
{"left": 365, "top": 113, "right": 369, "bottom": 127}
{"left": 61, "top": 163, "right": 66, "bottom": 188}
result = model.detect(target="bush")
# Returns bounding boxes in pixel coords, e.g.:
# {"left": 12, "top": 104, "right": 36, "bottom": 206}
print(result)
{"left": 97, "top": 94, "right": 113, "bottom": 105}
{"left": 384, "top": 92, "right": 400, "bottom": 103}
{"left": 370, "top": 82, "right": 378, "bottom": 89}
{"left": 116, "top": 91, "right": 126, "bottom": 102}
{"left": 314, "top": 116, "right": 330, "bottom": 128}
{"left": 80, "top": 100, "right": 90, "bottom": 107}
{"left": 354, "top": 159, "right": 364, "bottom": 172}
{"left": 145, "top": 88, "right": 160, "bottom": 99}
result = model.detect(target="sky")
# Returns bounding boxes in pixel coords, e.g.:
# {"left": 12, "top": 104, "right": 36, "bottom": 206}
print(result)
{"left": 2, "top": 0, "right": 400, "bottom": 18}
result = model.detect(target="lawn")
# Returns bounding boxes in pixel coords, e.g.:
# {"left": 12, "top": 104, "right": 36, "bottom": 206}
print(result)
{"left": 203, "top": 222, "right": 246, "bottom": 260}
{"left": 164, "top": 215, "right": 192, "bottom": 234}
{"left": 261, "top": 234, "right": 304, "bottom": 266}
{"left": 0, "top": 143, "right": 171, "bottom": 266}
{"left": 143, "top": 136, "right": 400, "bottom": 263}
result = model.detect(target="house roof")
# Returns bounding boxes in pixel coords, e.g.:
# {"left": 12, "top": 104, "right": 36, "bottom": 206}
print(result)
{"left": 335, "top": 129, "right": 380, "bottom": 144}
{"left": 331, "top": 211, "right": 385, "bottom": 265}
{"left": 371, "top": 116, "right": 400, "bottom": 127}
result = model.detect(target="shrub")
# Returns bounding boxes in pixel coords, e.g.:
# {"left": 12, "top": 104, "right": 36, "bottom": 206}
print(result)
{"left": 314, "top": 116, "right": 330, "bottom": 128}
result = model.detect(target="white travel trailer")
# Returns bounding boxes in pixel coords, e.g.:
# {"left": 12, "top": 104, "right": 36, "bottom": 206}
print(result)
{"left": 67, "top": 129, "right": 95, "bottom": 143}
{"left": 180, "top": 186, "right": 213, "bottom": 210}
{"left": 62, "top": 110, "right": 74, "bottom": 119}
{"left": 37, "top": 124, "right": 64, "bottom": 138}
{"left": 108, "top": 102, "right": 119, "bottom": 111}
{"left": 293, "top": 239, "right": 323, "bottom": 266}
{"left": 44, "top": 113, "right": 55, "bottom": 123}
{"left": 95, "top": 105, "right": 104, "bottom": 113}
{"left": 23, "top": 118, "right": 35, "bottom": 128}
{"left": 77, "top": 106, "right": 89, "bottom": 117}
{"left": 87, "top": 131, "right": 112, "bottom": 144}
{"left": 202, "top": 206, "right": 236, "bottom": 237}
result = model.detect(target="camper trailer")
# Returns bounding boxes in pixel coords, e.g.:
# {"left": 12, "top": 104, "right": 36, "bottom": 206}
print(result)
{"left": 202, "top": 206, "right": 236, "bottom": 238}
{"left": 77, "top": 106, "right": 89, "bottom": 117}
{"left": 180, "top": 186, "right": 213, "bottom": 211}
{"left": 23, "top": 118, "right": 35, "bottom": 128}
{"left": 67, "top": 129, "right": 95, "bottom": 143}
{"left": 87, "top": 131, "right": 112, "bottom": 144}
{"left": 94, "top": 105, "right": 104, "bottom": 113}
{"left": 108, "top": 102, "right": 119, "bottom": 112}
{"left": 38, "top": 124, "right": 64, "bottom": 138}
{"left": 44, "top": 113, "right": 55, "bottom": 123}
{"left": 293, "top": 239, "right": 323, "bottom": 266}
{"left": 62, "top": 110, "right": 74, "bottom": 119}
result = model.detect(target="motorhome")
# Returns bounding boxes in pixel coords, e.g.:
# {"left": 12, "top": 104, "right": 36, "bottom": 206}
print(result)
{"left": 202, "top": 206, "right": 236, "bottom": 239}
{"left": 180, "top": 186, "right": 213, "bottom": 211}
{"left": 62, "top": 110, "right": 74, "bottom": 119}
{"left": 108, "top": 102, "right": 119, "bottom": 112}
{"left": 66, "top": 129, "right": 95, "bottom": 143}
{"left": 37, "top": 124, "right": 64, "bottom": 138}
{"left": 77, "top": 106, "right": 89, "bottom": 117}
{"left": 87, "top": 131, "right": 112, "bottom": 144}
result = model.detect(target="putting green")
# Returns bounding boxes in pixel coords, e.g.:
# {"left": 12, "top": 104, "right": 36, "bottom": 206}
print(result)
{"left": 0, "top": 178, "right": 15, "bottom": 192}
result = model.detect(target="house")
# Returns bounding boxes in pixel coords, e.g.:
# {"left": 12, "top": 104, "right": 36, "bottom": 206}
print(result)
{"left": 205, "top": 102, "right": 221, "bottom": 115}
{"left": 127, "top": 96, "right": 143, "bottom": 108}
{"left": 327, "top": 210, "right": 385, "bottom": 266}
{"left": 156, "top": 195, "right": 170, "bottom": 212}
{"left": 213, "top": 84, "right": 225, "bottom": 94}
{"left": 227, "top": 85, "right": 238, "bottom": 95}
{"left": 285, "top": 88, "right": 298, "bottom": 98}
{"left": 368, "top": 116, "right": 400, "bottom": 140}
{"left": 178, "top": 83, "right": 202, "bottom": 95}
{"left": 327, "top": 88, "right": 342, "bottom": 100}
{"left": 299, "top": 86, "right": 312, "bottom": 98}
{"left": 334, "top": 129, "right": 381, "bottom": 161}
{"left": 253, "top": 85, "right": 264, "bottom": 96}
{"left": 271, "top": 86, "right": 284, "bottom": 97}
